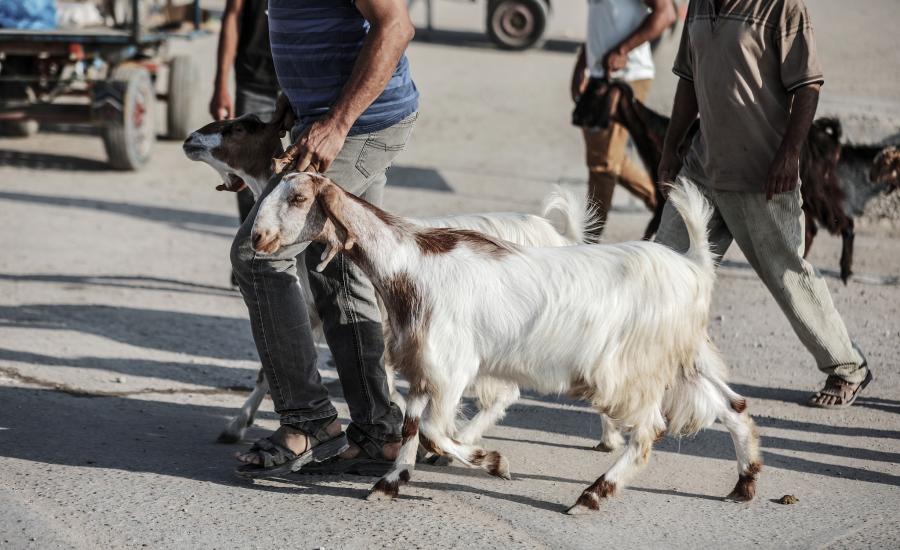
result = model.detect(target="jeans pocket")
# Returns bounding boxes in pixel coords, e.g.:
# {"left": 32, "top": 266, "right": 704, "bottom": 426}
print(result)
{"left": 355, "top": 113, "right": 418, "bottom": 179}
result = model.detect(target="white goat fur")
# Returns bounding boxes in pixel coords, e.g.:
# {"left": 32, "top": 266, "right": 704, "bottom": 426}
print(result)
{"left": 252, "top": 173, "right": 762, "bottom": 511}
{"left": 219, "top": 186, "right": 615, "bottom": 447}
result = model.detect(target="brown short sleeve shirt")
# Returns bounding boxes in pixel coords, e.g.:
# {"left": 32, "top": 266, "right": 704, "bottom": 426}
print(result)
{"left": 673, "top": 0, "right": 824, "bottom": 191}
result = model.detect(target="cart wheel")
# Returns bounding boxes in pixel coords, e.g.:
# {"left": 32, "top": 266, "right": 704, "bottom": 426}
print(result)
{"left": 166, "top": 55, "right": 197, "bottom": 140}
{"left": 0, "top": 120, "right": 39, "bottom": 138}
{"left": 102, "top": 65, "right": 156, "bottom": 171}
{"left": 486, "top": 0, "right": 549, "bottom": 51}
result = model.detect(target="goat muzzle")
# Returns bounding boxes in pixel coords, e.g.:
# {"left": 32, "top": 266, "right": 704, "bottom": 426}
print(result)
{"left": 252, "top": 229, "right": 281, "bottom": 254}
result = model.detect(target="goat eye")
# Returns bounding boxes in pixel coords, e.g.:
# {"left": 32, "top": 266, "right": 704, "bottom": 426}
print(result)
{"left": 290, "top": 195, "right": 307, "bottom": 206}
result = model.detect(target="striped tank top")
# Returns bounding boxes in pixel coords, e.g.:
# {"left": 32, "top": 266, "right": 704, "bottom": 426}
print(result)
{"left": 268, "top": 0, "right": 419, "bottom": 136}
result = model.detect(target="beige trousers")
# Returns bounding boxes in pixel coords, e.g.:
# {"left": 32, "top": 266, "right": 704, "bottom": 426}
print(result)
{"left": 582, "top": 78, "right": 656, "bottom": 234}
{"left": 655, "top": 178, "right": 867, "bottom": 383}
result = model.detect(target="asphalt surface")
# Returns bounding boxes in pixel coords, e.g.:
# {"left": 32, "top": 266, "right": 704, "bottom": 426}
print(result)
{"left": 1, "top": 1, "right": 898, "bottom": 548}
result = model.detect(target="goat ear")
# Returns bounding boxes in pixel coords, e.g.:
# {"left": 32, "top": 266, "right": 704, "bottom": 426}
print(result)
{"left": 315, "top": 177, "right": 357, "bottom": 253}
{"left": 271, "top": 93, "right": 297, "bottom": 138}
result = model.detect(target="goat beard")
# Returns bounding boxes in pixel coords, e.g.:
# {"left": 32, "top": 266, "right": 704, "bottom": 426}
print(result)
{"left": 215, "top": 173, "right": 248, "bottom": 193}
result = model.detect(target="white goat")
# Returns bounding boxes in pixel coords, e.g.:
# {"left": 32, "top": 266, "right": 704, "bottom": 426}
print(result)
{"left": 184, "top": 108, "right": 625, "bottom": 452}
{"left": 251, "top": 172, "right": 762, "bottom": 512}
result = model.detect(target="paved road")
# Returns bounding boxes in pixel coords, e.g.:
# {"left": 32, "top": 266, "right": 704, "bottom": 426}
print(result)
{"left": 1, "top": 1, "right": 898, "bottom": 548}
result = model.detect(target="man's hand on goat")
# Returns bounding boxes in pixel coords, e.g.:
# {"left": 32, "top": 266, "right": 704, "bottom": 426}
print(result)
{"left": 279, "top": 116, "right": 349, "bottom": 174}
{"left": 658, "top": 151, "right": 681, "bottom": 197}
{"left": 766, "top": 148, "right": 801, "bottom": 201}
{"left": 210, "top": 89, "right": 234, "bottom": 121}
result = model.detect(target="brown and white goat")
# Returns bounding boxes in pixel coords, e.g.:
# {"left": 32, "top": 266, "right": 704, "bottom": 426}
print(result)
{"left": 252, "top": 171, "right": 762, "bottom": 512}
{"left": 183, "top": 107, "right": 627, "bottom": 452}
{"left": 579, "top": 80, "right": 864, "bottom": 283}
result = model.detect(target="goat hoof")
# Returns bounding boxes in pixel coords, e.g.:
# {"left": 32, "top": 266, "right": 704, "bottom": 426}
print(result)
{"left": 366, "top": 478, "right": 400, "bottom": 501}
{"left": 592, "top": 441, "right": 620, "bottom": 453}
{"left": 492, "top": 455, "right": 511, "bottom": 480}
{"left": 564, "top": 501, "right": 597, "bottom": 516}
{"left": 724, "top": 490, "right": 754, "bottom": 503}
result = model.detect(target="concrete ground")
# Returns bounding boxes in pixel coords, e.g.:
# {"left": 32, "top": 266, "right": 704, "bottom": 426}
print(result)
{"left": 1, "top": 1, "right": 898, "bottom": 548}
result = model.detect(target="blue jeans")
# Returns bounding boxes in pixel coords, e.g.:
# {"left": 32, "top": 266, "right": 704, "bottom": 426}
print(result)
{"left": 230, "top": 112, "right": 417, "bottom": 444}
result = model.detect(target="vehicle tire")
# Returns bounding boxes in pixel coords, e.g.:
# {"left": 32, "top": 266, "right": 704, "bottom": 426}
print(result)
{"left": 486, "top": 0, "right": 549, "bottom": 51}
{"left": 102, "top": 65, "right": 156, "bottom": 171}
{"left": 0, "top": 120, "right": 39, "bottom": 138}
{"left": 166, "top": 55, "right": 197, "bottom": 140}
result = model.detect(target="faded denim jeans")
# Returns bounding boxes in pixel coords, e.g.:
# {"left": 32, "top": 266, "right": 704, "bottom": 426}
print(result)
{"left": 231, "top": 112, "right": 417, "bottom": 445}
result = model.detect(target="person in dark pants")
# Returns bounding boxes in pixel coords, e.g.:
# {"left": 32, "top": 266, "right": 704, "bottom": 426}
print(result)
{"left": 209, "top": 0, "right": 279, "bottom": 248}
{"left": 231, "top": 0, "right": 418, "bottom": 477}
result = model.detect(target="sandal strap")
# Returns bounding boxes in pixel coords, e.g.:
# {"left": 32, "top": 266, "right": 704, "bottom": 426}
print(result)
{"left": 346, "top": 426, "right": 386, "bottom": 460}
{"left": 249, "top": 437, "right": 298, "bottom": 468}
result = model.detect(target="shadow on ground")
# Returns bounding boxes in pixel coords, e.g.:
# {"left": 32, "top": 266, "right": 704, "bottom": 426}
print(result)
{"left": 0, "top": 303, "right": 254, "bottom": 361}
{"left": 0, "top": 190, "right": 236, "bottom": 237}
{"left": 0, "top": 150, "right": 110, "bottom": 172}
{"left": 0, "top": 273, "right": 236, "bottom": 298}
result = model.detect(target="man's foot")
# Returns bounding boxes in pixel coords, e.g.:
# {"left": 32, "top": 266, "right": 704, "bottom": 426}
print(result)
{"left": 295, "top": 429, "right": 401, "bottom": 476}
{"left": 338, "top": 439, "right": 400, "bottom": 461}
{"left": 234, "top": 419, "right": 342, "bottom": 466}
{"left": 807, "top": 370, "right": 873, "bottom": 409}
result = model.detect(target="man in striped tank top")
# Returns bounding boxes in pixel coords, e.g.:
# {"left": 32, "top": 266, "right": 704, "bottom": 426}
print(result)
{"left": 231, "top": 0, "right": 419, "bottom": 477}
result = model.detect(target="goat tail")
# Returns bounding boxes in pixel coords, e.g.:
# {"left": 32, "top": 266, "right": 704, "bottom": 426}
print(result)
{"left": 541, "top": 185, "right": 602, "bottom": 244}
{"left": 665, "top": 178, "right": 714, "bottom": 275}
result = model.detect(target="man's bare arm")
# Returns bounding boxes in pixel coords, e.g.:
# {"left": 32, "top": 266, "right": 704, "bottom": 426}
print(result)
{"left": 570, "top": 44, "right": 587, "bottom": 101}
{"left": 210, "top": 0, "right": 244, "bottom": 120}
{"left": 658, "top": 77, "right": 699, "bottom": 185}
{"left": 766, "top": 83, "right": 820, "bottom": 200}
{"left": 285, "top": 0, "right": 414, "bottom": 173}
{"left": 604, "top": 0, "right": 677, "bottom": 73}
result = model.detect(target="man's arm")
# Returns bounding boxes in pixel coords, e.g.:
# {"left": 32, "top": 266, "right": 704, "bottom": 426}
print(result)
{"left": 766, "top": 83, "right": 820, "bottom": 200}
{"left": 658, "top": 77, "right": 698, "bottom": 186}
{"left": 604, "top": 0, "right": 677, "bottom": 73}
{"left": 570, "top": 44, "right": 587, "bottom": 101}
{"left": 289, "top": 0, "right": 415, "bottom": 172}
{"left": 210, "top": 0, "right": 244, "bottom": 120}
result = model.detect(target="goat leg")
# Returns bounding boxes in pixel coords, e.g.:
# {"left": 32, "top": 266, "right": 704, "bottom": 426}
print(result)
{"left": 840, "top": 218, "right": 855, "bottom": 284}
{"left": 803, "top": 214, "right": 817, "bottom": 259}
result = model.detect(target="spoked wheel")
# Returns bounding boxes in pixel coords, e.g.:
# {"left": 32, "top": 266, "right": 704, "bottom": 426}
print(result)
{"left": 486, "top": 0, "right": 549, "bottom": 51}
{"left": 102, "top": 65, "right": 156, "bottom": 170}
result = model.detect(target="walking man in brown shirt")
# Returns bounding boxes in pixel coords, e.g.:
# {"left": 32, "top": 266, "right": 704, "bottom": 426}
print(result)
{"left": 656, "top": 0, "right": 872, "bottom": 408}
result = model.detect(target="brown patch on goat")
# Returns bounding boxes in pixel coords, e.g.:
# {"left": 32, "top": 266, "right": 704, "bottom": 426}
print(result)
{"left": 401, "top": 416, "right": 419, "bottom": 445}
{"left": 381, "top": 272, "right": 421, "bottom": 329}
{"left": 415, "top": 228, "right": 513, "bottom": 257}
{"left": 728, "top": 461, "right": 762, "bottom": 502}
{"left": 415, "top": 229, "right": 460, "bottom": 254}
{"left": 420, "top": 434, "right": 442, "bottom": 455}
{"left": 730, "top": 398, "right": 747, "bottom": 413}
{"left": 568, "top": 376, "right": 595, "bottom": 400}
{"left": 468, "top": 449, "right": 487, "bottom": 464}
{"left": 574, "top": 475, "right": 617, "bottom": 510}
